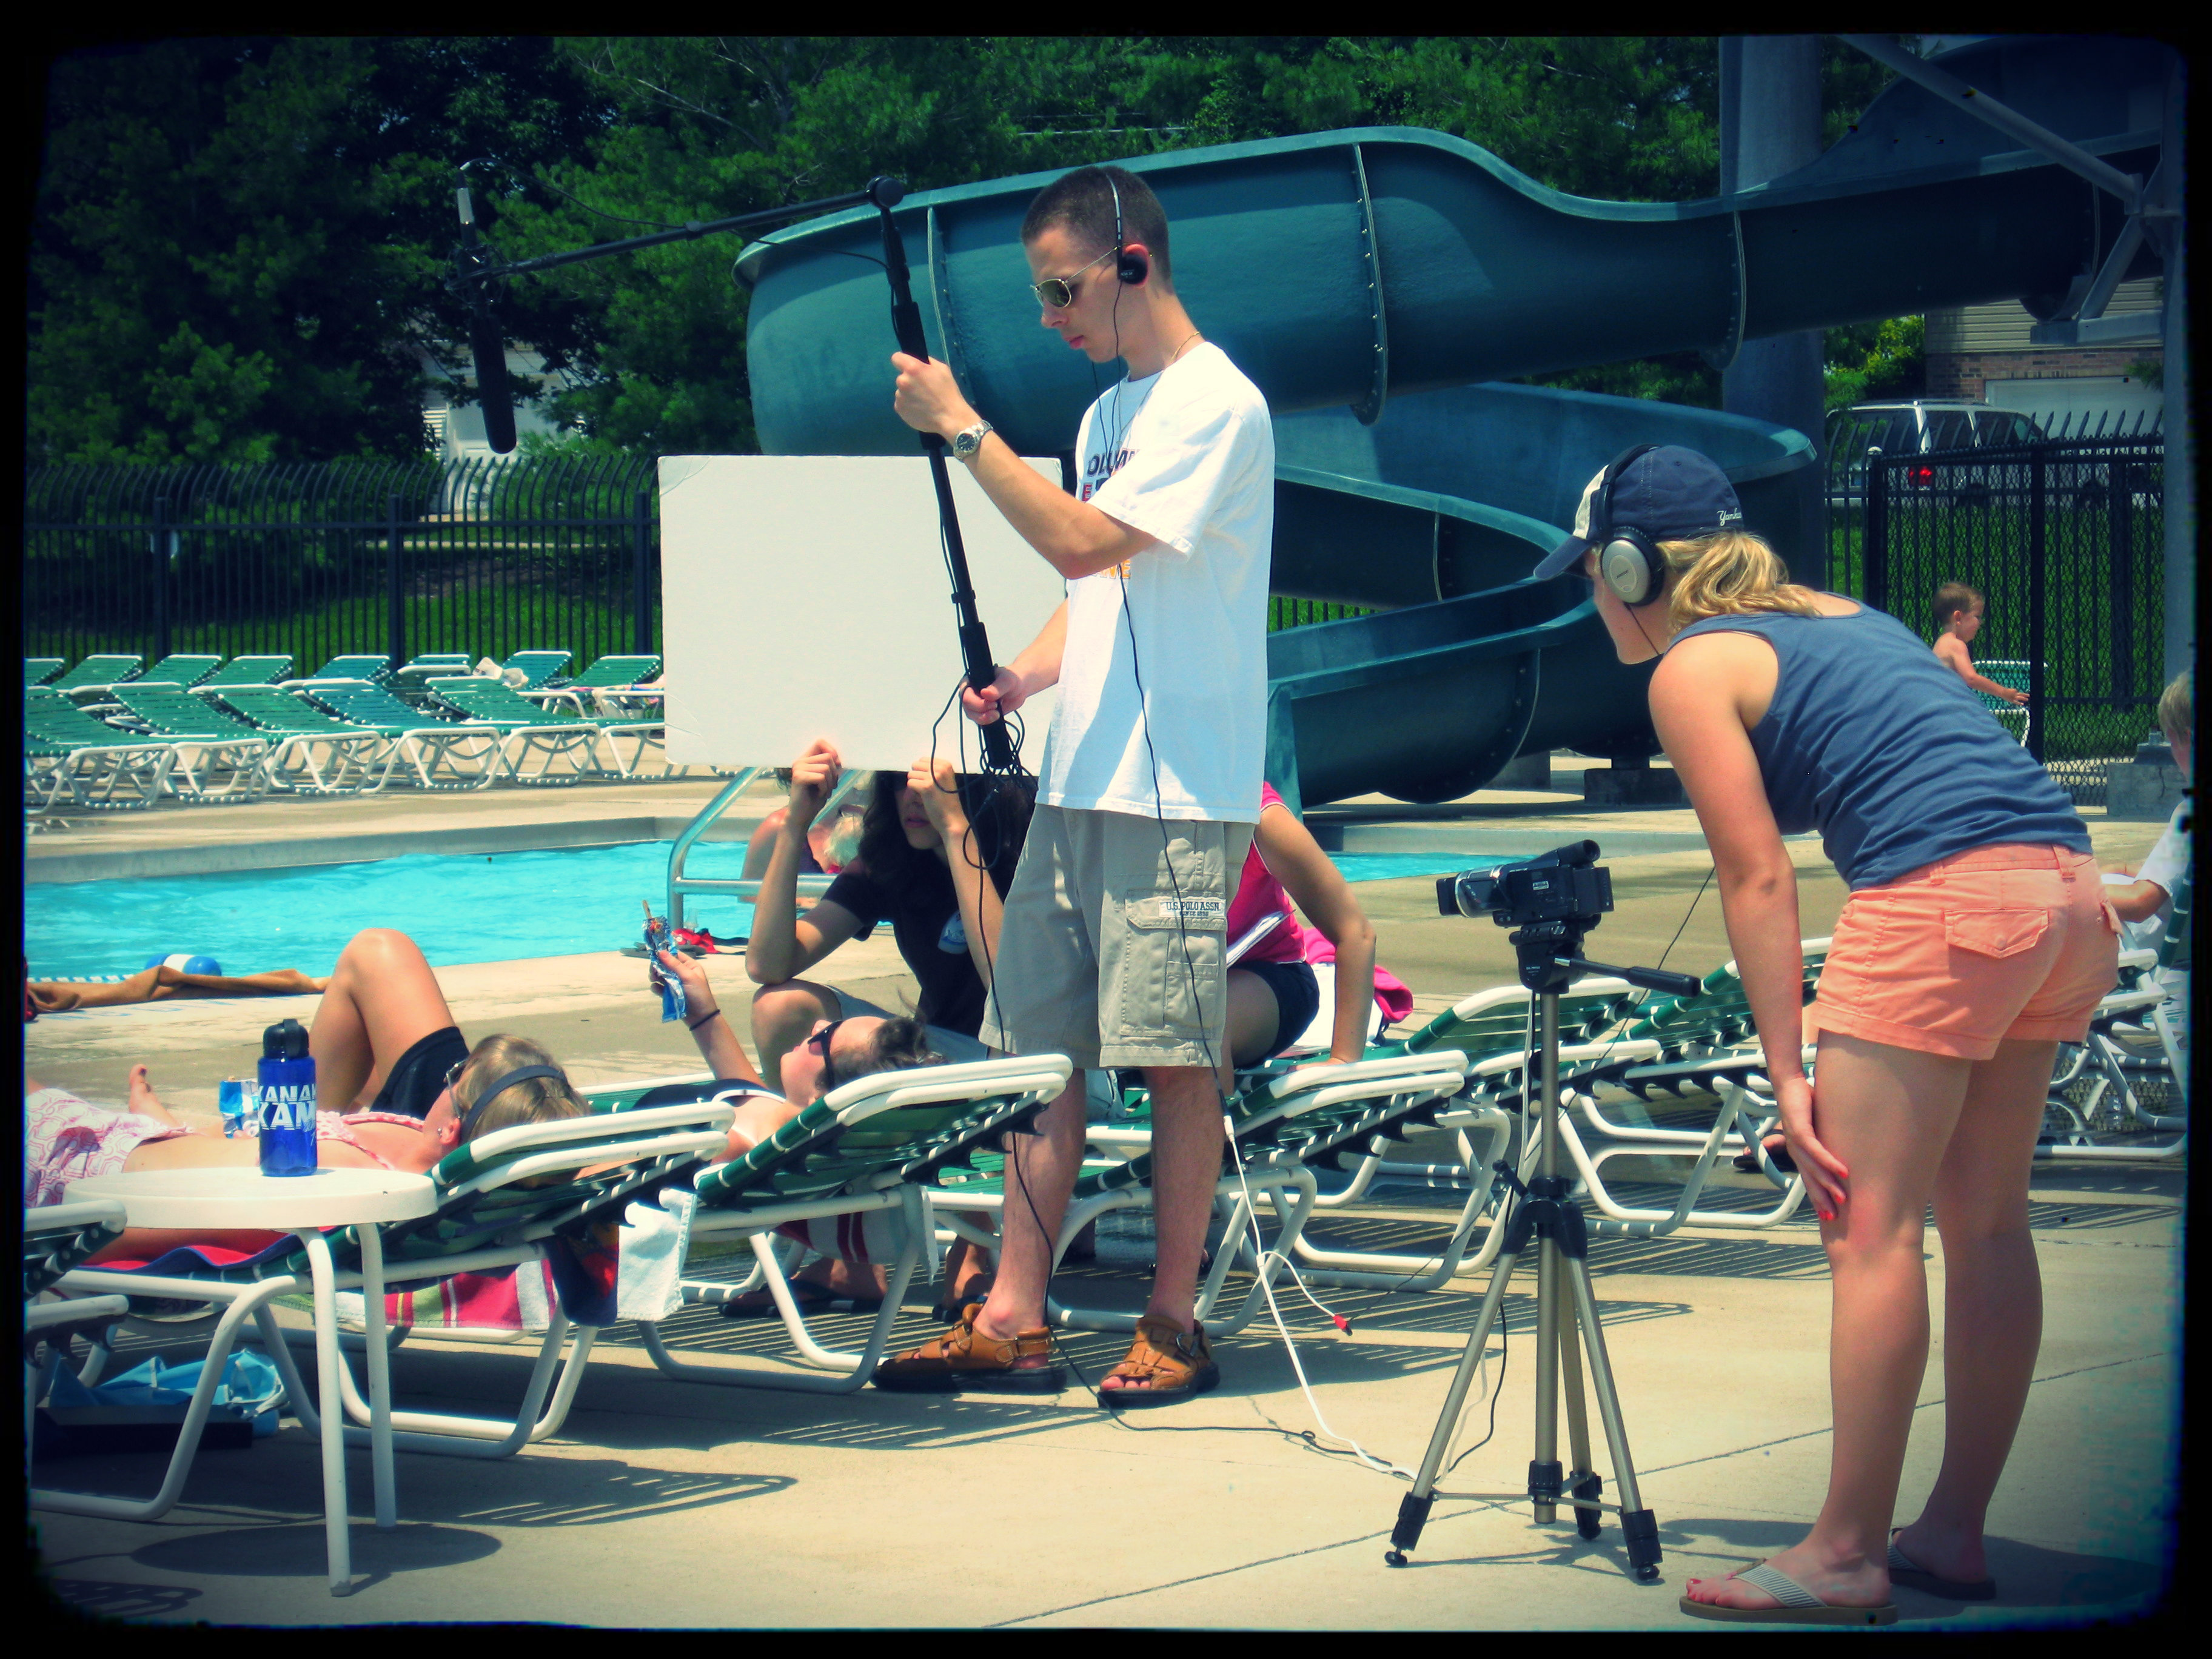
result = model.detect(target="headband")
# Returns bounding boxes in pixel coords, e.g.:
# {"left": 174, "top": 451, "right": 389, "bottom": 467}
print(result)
{"left": 457, "top": 1064, "right": 568, "bottom": 1142}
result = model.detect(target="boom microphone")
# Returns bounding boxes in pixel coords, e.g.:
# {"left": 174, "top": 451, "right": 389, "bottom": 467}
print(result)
{"left": 454, "top": 180, "right": 517, "bottom": 455}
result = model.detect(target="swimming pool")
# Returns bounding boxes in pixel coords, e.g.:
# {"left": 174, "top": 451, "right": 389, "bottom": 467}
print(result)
{"left": 23, "top": 843, "right": 1503, "bottom": 982}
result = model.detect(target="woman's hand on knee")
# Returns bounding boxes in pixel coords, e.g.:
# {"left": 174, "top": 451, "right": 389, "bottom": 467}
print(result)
{"left": 1776, "top": 1073, "right": 1849, "bottom": 1221}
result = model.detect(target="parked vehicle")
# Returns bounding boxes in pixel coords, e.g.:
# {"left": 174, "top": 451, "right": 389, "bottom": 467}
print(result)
{"left": 1828, "top": 400, "right": 2150, "bottom": 511}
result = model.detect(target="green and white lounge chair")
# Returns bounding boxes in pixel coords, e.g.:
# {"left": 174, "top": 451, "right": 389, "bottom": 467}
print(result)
{"left": 49, "top": 654, "right": 143, "bottom": 694}
{"left": 297, "top": 682, "right": 503, "bottom": 791}
{"left": 63, "top": 652, "right": 222, "bottom": 709}
{"left": 1977, "top": 659, "right": 2033, "bottom": 745}
{"left": 526, "top": 654, "right": 662, "bottom": 714}
{"left": 25, "top": 658, "right": 66, "bottom": 687}
{"left": 428, "top": 675, "right": 665, "bottom": 782}
{"left": 23, "top": 688, "right": 176, "bottom": 811}
{"left": 36, "top": 1096, "right": 734, "bottom": 1564}
{"left": 630, "top": 1056, "right": 1072, "bottom": 1393}
{"left": 106, "top": 685, "right": 270, "bottom": 802}
{"left": 196, "top": 685, "right": 394, "bottom": 796}
{"left": 387, "top": 654, "right": 477, "bottom": 704}
{"left": 25, "top": 1201, "right": 132, "bottom": 1453}
{"left": 933, "top": 1051, "right": 1470, "bottom": 1336}
{"left": 289, "top": 654, "right": 394, "bottom": 687}
{"left": 200, "top": 655, "right": 296, "bottom": 690}
{"left": 498, "top": 649, "right": 572, "bottom": 689}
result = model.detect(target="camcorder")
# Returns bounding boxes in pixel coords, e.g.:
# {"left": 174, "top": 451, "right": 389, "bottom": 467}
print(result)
{"left": 1438, "top": 840, "right": 1612, "bottom": 930}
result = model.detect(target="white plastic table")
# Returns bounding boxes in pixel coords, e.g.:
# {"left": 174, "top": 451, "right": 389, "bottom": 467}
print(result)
{"left": 67, "top": 1166, "right": 435, "bottom": 1594}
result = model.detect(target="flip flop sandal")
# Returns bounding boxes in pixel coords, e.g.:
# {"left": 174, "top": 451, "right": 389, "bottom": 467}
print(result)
{"left": 1097, "top": 1314, "right": 1219, "bottom": 1409}
{"left": 719, "top": 1281, "right": 883, "bottom": 1320}
{"left": 1679, "top": 1563, "right": 1899, "bottom": 1626}
{"left": 1888, "top": 1531, "right": 1997, "bottom": 1600}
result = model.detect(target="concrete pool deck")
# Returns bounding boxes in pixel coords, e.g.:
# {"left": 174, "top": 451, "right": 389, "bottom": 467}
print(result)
{"left": 25, "top": 771, "right": 2182, "bottom": 1628}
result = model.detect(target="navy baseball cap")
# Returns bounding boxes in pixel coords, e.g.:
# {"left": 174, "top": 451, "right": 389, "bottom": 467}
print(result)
{"left": 1532, "top": 446, "right": 1746, "bottom": 579}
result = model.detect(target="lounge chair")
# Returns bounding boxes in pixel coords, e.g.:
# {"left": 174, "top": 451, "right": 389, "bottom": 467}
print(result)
{"left": 25, "top": 659, "right": 66, "bottom": 687}
{"left": 295, "top": 682, "right": 503, "bottom": 791}
{"left": 105, "top": 685, "right": 270, "bottom": 802}
{"left": 427, "top": 675, "right": 665, "bottom": 783}
{"left": 49, "top": 654, "right": 143, "bottom": 694}
{"left": 289, "top": 654, "right": 393, "bottom": 686}
{"left": 195, "top": 685, "right": 394, "bottom": 796}
{"left": 1977, "top": 659, "right": 2033, "bottom": 745}
{"left": 931, "top": 1051, "right": 1472, "bottom": 1336}
{"left": 23, "top": 687, "right": 178, "bottom": 811}
{"left": 498, "top": 649, "right": 572, "bottom": 689}
{"left": 24, "top": 1201, "right": 132, "bottom": 1449}
{"left": 387, "top": 654, "right": 477, "bottom": 705}
{"left": 200, "top": 655, "right": 296, "bottom": 689}
{"left": 2041, "top": 909, "right": 2188, "bottom": 1160}
{"left": 34, "top": 1100, "right": 734, "bottom": 1569}
{"left": 62, "top": 652, "right": 222, "bottom": 709}
{"left": 525, "top": 653, "right": 662, "bottom": 714}
{"left": 630, "top": 1056, "right": 1072, "bottom": 1393}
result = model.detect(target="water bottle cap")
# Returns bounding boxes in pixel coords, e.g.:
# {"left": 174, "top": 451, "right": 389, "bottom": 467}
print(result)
{"left": 262, "top": 1018, "right": 310, "bottom": 1059}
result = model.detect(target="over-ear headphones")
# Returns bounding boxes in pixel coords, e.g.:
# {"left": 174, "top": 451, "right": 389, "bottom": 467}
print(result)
{"left": 1108, "top": 173, "right": 1147, "bottom": 286}
{"left": 1595, "top": 443, "right": 1666, "bottom": 607}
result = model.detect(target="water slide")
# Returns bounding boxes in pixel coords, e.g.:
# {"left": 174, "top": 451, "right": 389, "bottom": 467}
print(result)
{"left": 736, "top": 36, "right": 2170, "bottom": 806}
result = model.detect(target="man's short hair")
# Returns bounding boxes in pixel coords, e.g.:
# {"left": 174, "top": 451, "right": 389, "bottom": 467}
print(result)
{"left": 1934, "top": 580, "right": 1982, "bottom": 629}
{"left": 2158, "top": 669, "right": 2193, "bottom": 747}
{"left": 1021, "top": 165, "right": 1171, "bottom": 283}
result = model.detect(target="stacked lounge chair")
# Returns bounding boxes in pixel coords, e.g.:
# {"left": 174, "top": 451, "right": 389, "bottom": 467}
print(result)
{"left": 23, "top": 688, "right": 176, "bottom": 811}
{"left": 427, "top": 675, "right": 666, "bottom": 782}
{"left": 195, "top": 685, "right": 394, "bottom": 796}
{"left": 296, "top": 682, "right": 503, "bottom": 790}
{"left": 105, "top": 685, "right": 270, "bottom": 802}
{"left": 25, "top": 659, "right": 66, "bottom": 686}
{"left": 49, "top": 655, "right": 143, "bottom": 697}
{"left": 200, "top": 655, "right": 296, "bottom": 690}
{"left": 290, "top": 654, "right": 394, "bottom": 686}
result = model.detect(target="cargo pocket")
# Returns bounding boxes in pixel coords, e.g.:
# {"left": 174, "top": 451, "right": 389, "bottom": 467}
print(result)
{"left": 1113, "top": 894, "right": 1224, "bottom": 1041}
{"left": 1945, "top": 909, "right": 2048, "bottom": 959}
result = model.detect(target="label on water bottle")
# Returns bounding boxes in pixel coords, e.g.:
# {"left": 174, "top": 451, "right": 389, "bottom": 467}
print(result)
{"left": 258, "top": 1078, "right": 320, "bottom": 1176}
{"left": 260, "top": 1083, "right": 315, "bottom": 1132}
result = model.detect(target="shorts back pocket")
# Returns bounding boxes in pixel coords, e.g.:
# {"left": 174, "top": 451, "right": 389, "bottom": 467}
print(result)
{"left": 1945, "top": 909, "right": 2048, "bottom": 959}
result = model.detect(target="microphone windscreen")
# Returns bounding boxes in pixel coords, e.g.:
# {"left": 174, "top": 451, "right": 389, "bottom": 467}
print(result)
{"left": 468, "top": 303, "right": 516, "bottom": 454}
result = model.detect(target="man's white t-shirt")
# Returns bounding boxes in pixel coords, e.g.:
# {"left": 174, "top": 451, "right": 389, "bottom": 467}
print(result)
{"left": 1041, "top": 342, "right": 1272, "bottom": 823}
{"left": 2122, "top": 801, "right": 2191, "bottom": 955}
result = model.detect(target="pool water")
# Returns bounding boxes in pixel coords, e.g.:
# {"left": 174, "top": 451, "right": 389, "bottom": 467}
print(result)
{"left": 23, "top": 842, "right": 1504, "bottom": 982}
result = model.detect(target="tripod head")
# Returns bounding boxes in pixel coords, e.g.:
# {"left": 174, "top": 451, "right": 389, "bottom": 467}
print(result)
{"left": 1438, "top": 841, "right": 1700, "bottom": 997}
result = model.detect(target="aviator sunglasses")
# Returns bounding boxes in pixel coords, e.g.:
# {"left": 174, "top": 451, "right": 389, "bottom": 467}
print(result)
{"left": 1030, "top": 247, "right": 1116, "bottom": 310}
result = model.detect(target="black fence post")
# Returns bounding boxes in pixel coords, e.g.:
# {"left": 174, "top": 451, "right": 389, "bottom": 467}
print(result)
{"left": 152, "top": 495, "right": 172, "bottom": 662}
{"left": 1863, "top": 449, "right": 1888, "bottom": 614}
{"left": 387, "top": 493, "right": 406, "bottom": 669}
{"left": 2027, "top": 446, "right": 2047, "bottom": 765}
{"left": 2108, "top": 458, "right": 2135, "bottom": 702}
{"left": 632, "top": 489, "right": 652, "bottom": 655}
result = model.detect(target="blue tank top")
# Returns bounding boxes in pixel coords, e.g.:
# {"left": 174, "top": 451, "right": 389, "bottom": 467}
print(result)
{"left": 1672, "top": 603, "right": 2090, "bottom": 889}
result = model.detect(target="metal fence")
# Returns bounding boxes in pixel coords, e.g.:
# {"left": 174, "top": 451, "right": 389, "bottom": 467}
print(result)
{"left": 1839, "top": 434, "right": 2166, "bottom": 806}
{"left": 22, "top": 455, "right": 661, "bottom": 675}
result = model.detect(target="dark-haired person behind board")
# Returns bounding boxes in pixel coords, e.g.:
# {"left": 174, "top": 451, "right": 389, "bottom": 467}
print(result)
{"left": 1533, "top": 447, "right": 2117, "bottom": 1625}
{"left": 880, "top": 163, "right": 1272, "bottom": 1403}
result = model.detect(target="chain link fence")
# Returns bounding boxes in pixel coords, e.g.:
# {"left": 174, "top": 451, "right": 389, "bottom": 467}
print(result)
{"left": 1840, "top": 434, "right": 2166, "bottom": 807}
{"left": 23, "top": 454, "right": 661, "bottom": 675}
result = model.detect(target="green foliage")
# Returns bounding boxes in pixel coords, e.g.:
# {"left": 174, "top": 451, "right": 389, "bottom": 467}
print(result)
{"left": 32, "top": 36, "right": 1922, "bottom": 461}
{"left": 1823, "top": 315, "right": 1926, "bottom": 413}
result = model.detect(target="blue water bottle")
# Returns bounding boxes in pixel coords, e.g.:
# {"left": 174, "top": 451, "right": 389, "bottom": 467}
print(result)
{"left": 256, "top": 1019, "right": 320, "bottom": 1176}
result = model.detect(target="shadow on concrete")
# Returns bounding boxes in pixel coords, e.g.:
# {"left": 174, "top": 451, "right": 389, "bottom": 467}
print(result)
{"left": 45, "top": 1576, "right": 204, "bottom": 1621}
{"left": 133, "top": 1521, "right": 499, "bottom": 1589}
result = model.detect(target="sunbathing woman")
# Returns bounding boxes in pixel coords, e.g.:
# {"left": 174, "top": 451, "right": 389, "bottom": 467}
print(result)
{"left": 1538, "top": 447, "right": 2115, "bottom": 1623}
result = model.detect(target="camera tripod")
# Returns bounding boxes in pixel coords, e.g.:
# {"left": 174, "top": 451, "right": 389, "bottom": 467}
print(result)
{"left": 1384, "top": 916, "right": 1696, "bottom": 1583}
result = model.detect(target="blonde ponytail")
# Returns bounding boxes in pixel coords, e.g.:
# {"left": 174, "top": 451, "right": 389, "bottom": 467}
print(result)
{"left": 1661, "top": 531, "right": 1824, "bottom": 629}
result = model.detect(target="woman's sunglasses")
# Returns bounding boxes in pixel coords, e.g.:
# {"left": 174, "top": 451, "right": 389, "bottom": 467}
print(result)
{"left": 1030, "top": 247, "right": 1114, "bottom": 310}
{"left": 805, "top": 1017, "right": 851, "bottom": 1093}
{"left": 442, "top": 1057, "right": 470, "bottom": 1099}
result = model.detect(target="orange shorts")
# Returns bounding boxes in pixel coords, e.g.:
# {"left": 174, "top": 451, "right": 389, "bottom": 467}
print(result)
{"left": 1809, "top": 843, "right": 2120, "bottom": 1061}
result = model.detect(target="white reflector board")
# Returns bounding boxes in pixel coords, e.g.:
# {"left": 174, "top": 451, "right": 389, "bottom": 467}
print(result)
{"left": 659, "top": 455, "right": 1067, "bottom": 773}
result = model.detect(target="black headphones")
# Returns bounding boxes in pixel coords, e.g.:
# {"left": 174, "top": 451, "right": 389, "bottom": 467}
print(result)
{"left": 1594, "top": 443, "right": 1667, "bottom": 607}
{"left": 456, "top": 1064, "right": 568, "bottom": 1142}
{"left": 1107, "top": 173, "right": 1148, "bottom": 287}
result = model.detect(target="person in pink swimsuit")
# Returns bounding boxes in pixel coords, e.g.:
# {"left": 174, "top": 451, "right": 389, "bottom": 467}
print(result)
{"left": 1223, "top": 783, "right": 1412, "bottom": 1073}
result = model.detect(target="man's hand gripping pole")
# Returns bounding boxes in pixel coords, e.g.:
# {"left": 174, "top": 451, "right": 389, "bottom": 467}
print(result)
{"left": 869, "top": 176, "right": 1017, "bottom": 773}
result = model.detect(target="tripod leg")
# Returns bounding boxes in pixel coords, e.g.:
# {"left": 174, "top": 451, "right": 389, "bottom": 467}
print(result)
{"left": 1385, "top": 1239, "right": 1524, "bottom": 1566}
{"left": 1557, "top": 1295, "right": 1603, "bottom": 1540}
{"left": 1565, "top": 1253, "right": 1662, "bottom": 1583}
{"left": 1530, "top": 1233, "right": 1563, "bottom": 1523}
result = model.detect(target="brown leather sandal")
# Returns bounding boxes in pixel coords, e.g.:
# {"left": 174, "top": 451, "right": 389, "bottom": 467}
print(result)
{"left": 1098, "top": 1314, "right": 1219, "bottom": 1407}
{"left": 871, "top": 1303, "right": 1065, "bottom": 1393}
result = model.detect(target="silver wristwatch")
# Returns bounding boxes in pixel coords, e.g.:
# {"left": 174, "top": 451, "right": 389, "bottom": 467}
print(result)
{"left": 950, "top": 419, "right": 994, "bottom": 461}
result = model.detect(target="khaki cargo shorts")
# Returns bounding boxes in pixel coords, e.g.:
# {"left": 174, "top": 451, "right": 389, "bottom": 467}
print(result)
{"left": 979, "top": 805, "right": 1254, "bottom": 1070}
